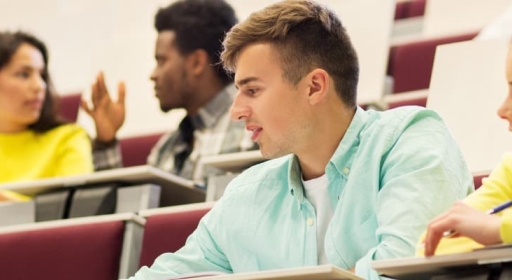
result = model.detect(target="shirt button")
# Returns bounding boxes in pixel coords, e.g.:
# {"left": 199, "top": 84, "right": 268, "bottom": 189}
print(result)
{"left": 343, "top": 167, "right": 350, "bottom": 174}
{"left": 307, "top": 218, "right": 314, "bottom": 226}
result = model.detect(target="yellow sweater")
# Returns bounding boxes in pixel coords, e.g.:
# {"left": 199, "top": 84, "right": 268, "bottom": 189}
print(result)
{"left": 417, "top": 153, "right": 512, "bottom": 255}
{"left": 0, "top": 124, "right": 93, "bottom": 200}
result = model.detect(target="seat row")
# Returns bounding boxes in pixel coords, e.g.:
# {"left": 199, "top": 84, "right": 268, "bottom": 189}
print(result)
{"left": 0, "top": 202, "right": 214, "bottom": 280}
{"left": 385, "top": 31, "right": 478, "bottom": 108}
{"left": 0, "top": 169, "right": 488, "bottom": 280}
{"left": 394, "top": 0, "right": 426, "bottom": 20}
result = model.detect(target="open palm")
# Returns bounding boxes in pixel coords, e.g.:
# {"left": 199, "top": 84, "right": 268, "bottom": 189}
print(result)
{"left": 81, "top": 72, "right": 126, "bottom": 142}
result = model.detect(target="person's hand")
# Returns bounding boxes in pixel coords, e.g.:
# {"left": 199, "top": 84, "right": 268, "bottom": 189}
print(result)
{"left": 81, "top": 72, "right": 126, "bottom": 142}
{"left": 423, "top": 201, "right": 502, "bottom": 256}
{"left": 0, "top": 192, "right": 10, "bottom": 202}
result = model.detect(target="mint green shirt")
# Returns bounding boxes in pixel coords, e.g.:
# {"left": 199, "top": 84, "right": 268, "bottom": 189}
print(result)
{"left": 128, "top": 107, "right": 473, "bottom": 280}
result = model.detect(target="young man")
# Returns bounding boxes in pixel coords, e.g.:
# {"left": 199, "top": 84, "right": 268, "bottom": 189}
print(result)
{"left": 82, "top": 0, "right": 254, "bottom": 182}
{"left": 127, "top": 1, "right": 473, "bottom": 279}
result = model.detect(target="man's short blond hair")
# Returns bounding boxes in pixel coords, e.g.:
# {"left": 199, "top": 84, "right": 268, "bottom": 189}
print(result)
{"left": 221, "top": 0, "right": 359, "bottom": 107}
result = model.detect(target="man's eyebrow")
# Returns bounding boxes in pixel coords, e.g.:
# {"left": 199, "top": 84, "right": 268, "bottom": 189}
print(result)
{"left": 235, "top": 77, "right": 260, "bottom": 89}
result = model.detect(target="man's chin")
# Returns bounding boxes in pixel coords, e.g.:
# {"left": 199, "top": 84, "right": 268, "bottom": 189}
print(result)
{"left": 159, "top": 104, "right": 174, "bottom": 113}
{"left": 260, "top": 146, "right": 289, "bottom": 160}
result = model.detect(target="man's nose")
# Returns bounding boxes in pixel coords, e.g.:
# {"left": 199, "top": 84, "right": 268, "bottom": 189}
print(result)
{"left": 230, "top": 93, "right": 250, "bottom": 122}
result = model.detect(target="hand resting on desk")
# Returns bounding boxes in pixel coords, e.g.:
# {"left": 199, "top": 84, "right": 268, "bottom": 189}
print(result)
{"left": 423, "top": 201, "right": 502, "bottom": 256}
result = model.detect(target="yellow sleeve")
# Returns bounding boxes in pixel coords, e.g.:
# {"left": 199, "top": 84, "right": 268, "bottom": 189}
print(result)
{"left": 0, "top": 190, "right": 30, "bottom": 201}
{"left": 467, "top": 154, "right": 512, "bottom": 245}
{"left": 500, "top": 209, "right": 512, "bottom": 243}
{"left": 464, "top": 154, "right": 512, "bottom": 211}
{"left": 54, "top": 124, "right": 93, "bottom": 176}
{"left": 416, "top": 154, "right": 512, "bottom": 256}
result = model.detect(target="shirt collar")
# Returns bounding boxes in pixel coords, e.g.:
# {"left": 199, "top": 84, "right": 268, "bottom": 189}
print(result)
{"left": 287, "top": 106, "right": 369, "bottom": 202}
{"left": 191, "top": 84, "right": 236, "bottom": 130}
{"left": 328, "top": 106, "right": 368, "bottom": 176}
{"left": 287, "top": 154, "right": 304, "bottom": 203}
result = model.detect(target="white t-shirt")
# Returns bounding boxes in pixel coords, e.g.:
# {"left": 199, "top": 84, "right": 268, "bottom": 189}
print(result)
{"left": 302, "top": 173, "right": 334, "bottom": 265}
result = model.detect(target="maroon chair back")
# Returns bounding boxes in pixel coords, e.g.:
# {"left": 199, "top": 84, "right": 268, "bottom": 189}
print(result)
{"left": 394, "top": 0, "right": 426, "bottom": 20}
{"left": 388, "top": 32, "right": 478, "bottom": 93}
{"left": 394, "top": 1, "right": 409, "bottom": 20}
{"left": 408, "top": 0, "right": 426, "bottom": 18}
{"left": 388, "top": 96, "right": 427, "bottom": 109}
{"left": 139, "top": 207, "right": 212, "bottom": 268}
{"left": 119, "top": 133, "right": 164, "bottom": 167}
{"left": 58, "top": 93, "right": 81, "bottom": 122}
{"left": 473, "top": 174, "right": 488, "bottom": 190}
{"left": 0, "top": 221, "right": 125, "bottom": 280}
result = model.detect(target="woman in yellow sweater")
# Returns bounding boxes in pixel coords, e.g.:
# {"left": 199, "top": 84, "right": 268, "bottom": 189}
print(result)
{"left": 0, "top": 31, "right": 93, "bottom": 201}
{"left": 423, "top": 44, "right": 512, "bottom": 256}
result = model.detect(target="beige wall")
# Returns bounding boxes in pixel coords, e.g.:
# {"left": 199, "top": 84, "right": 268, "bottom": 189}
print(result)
{"left": 0, "top": 0, "right": 394, "bottom": 138}
{"left": 0, "top": 0, "right": 179, "bottom": 137}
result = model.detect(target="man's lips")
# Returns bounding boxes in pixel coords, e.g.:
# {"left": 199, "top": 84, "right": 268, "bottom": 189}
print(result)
{"left": 154, "top": 87, "right": 162, "bottom": 98}
{"left": 246, "top": 125, "right": 263, "bottom": 142}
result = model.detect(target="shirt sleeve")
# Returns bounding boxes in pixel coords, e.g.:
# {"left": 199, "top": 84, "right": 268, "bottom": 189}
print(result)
{"left": 354, "top": 110, "right": 474, "bottom": 280}
{"left": 124, "top": 203, "right": 232, "bottom": 280}
{"left": 92, "top": 139, "right": 123, "bottom": 171}
{"left": 54, "top": 125, "right": 94, "bottom": 176}
{"left": 465, "top": 154, "right": 512, "bottom": 244}
{"left": 500, "top": 209, "right": 512, "bottom": 243}
{"left": 465, "top": 154, "right": 512, "bottom": 211}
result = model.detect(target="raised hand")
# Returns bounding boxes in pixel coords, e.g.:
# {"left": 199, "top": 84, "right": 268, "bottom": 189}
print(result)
{"left": 81, "top": 72, "right": 126, "bottom": 142}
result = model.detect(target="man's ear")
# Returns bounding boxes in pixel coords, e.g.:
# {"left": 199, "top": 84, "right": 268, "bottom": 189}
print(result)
{"left": 186, "top": 49, "right": 209, "bottom": 76}
{"left": 306, "top": 69, "right": 329, "bottom": 105}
